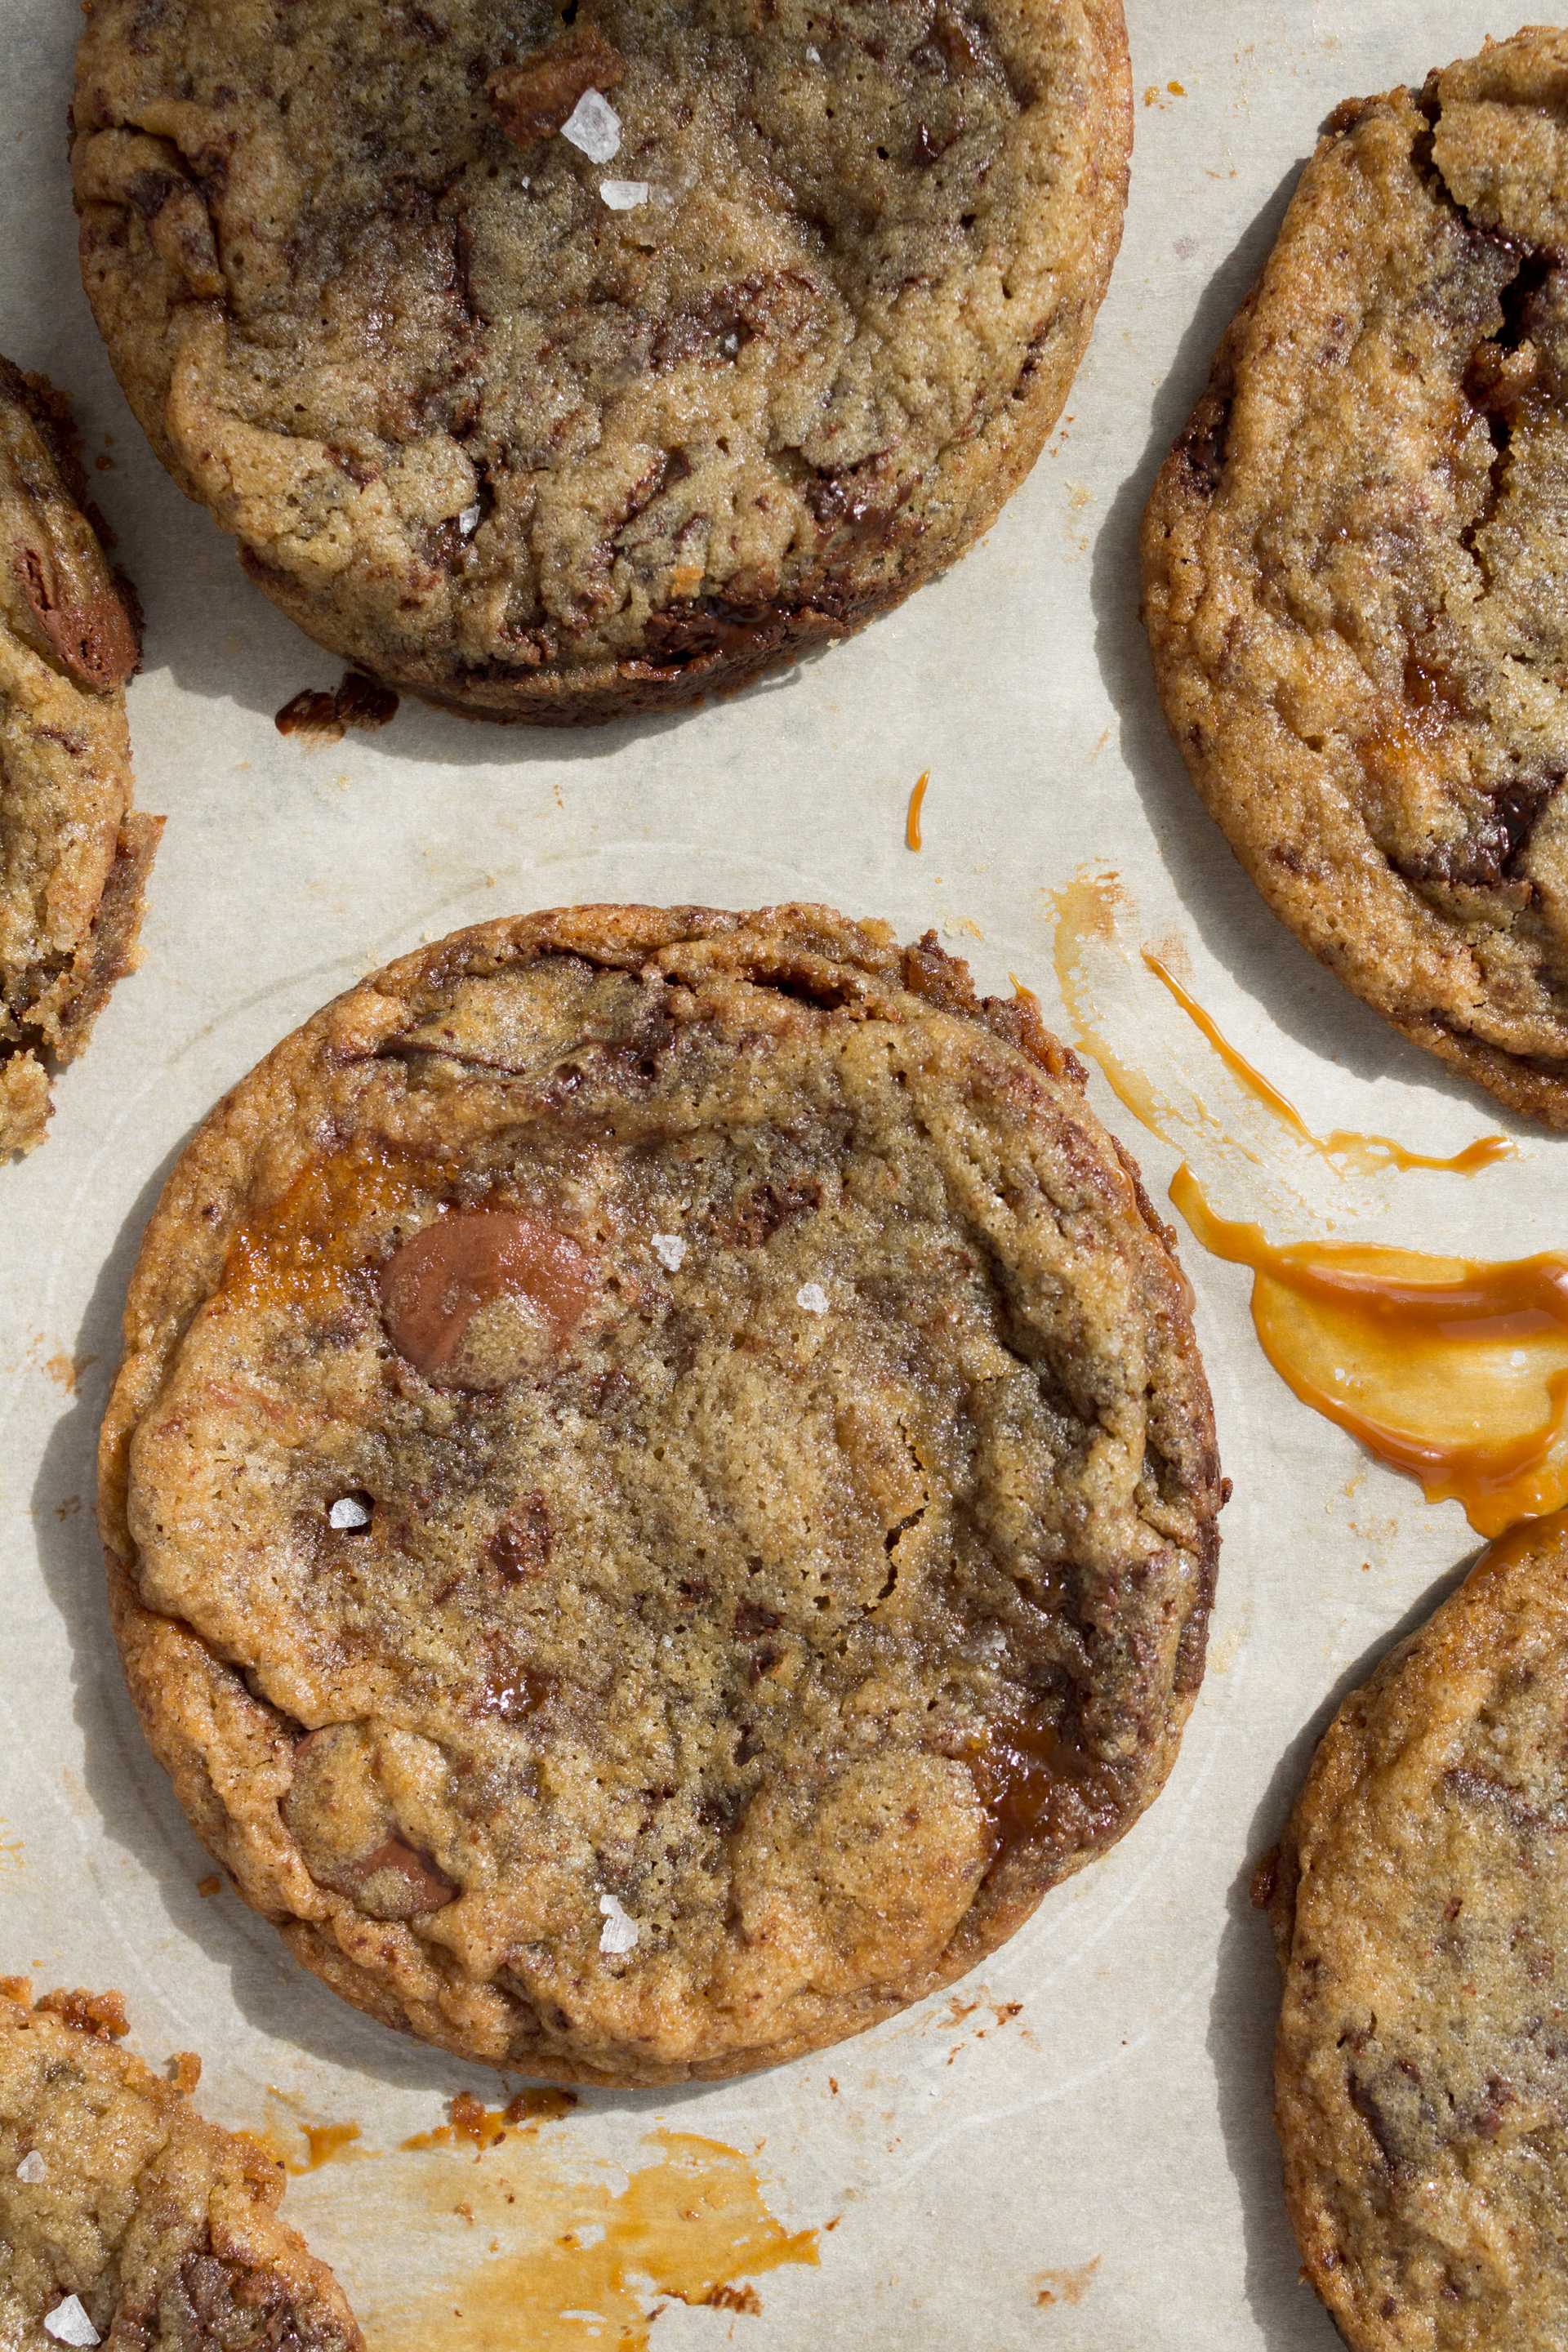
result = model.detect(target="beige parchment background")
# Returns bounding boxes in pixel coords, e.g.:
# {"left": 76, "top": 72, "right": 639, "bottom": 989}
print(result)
{"left": 2, "top": 4, "right": 1556, "bottom": 2345}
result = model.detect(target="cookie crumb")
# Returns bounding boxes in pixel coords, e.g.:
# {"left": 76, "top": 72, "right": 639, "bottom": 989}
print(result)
{"left": 599, "top": 178, "right": 650, "bottom": 210}
{"left": 651, "top": 1232, "right": 687, "bottom": 1272}
{"left": 44, "top": 2299, "right": 100, "bottom": 2347}
{"left": 561, "top": 89, "right": 621, "bottom": 163}
{"left": 598, "top": 1893, "right": 639, "bottom": 1954}
{"left": 795, "top": 1282, "right": 829, "bottom": 1315}
{"left": 16, "top": 2149, "right": 45, "bottom": 2183}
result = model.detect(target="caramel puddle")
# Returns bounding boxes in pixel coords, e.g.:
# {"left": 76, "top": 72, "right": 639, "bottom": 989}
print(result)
{"left": 1045, "top": 868, "right": 1552, "bottom": 1531}
{"left": 375, "top": 2129, "right": 819, "bottom": 2352}
{"left": 1172, "top": 1164, "right": 1568, "bottom": 1537}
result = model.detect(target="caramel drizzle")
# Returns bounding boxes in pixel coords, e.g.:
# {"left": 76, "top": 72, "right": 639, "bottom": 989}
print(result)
{"left": 1141, "top": 951, "right": 1512, "bottom": 1177}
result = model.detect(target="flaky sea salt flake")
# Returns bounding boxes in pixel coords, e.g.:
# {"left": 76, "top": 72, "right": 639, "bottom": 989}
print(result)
{"left": 651, "top": 1232, "right": 687, "bottom": 1272}
{"left": 44, "top": 2300, "right": 100, "bottom": 2349}
{"left": 599, "top": 1893, "right": 639, "bottom": 1955}
{"left": 16, "top": 2150, "right": 45, "bottom": 2183}
{"left": 328, "top": 1494, "right": 372, "bottom": 1531}
{"left": 796, "top": 1282, "right": 829, "bottom": 1315}
{"left": 561, "top": 87, "right": 621, "bottom": 163}
{"left": 457, "top": 502, "right": 482, "bottom": 538}
{"left": 599, "top": 178, "right": 650, "bottom": 212}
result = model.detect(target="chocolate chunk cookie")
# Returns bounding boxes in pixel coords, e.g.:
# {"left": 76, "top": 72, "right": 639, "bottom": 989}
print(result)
{"left": 0, "top": 360, "right": 159, "bottom": 1156}
{"left": 1266, "top": 1510, "right": 1568, "bottom": 2350}
{"left": 100, "top": 904, "right": 1222, "bottom": 2085}
{"left": 0, "top": 1979, "right": 363, "bottom": 2352}
{"left": 1143, "top": 28, "right": 1568, "bottom": 1126}
{"left": 72, "top": 1, "right": 1131, "bottom": 724}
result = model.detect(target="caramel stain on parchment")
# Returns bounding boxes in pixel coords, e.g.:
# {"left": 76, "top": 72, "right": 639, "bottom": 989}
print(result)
{"left": 906, "top": 770, "right": 929, "bottom": 853}
{"left": 1048, "top": 871, "right": 1511, "bottom": 1180}
{"left": 1139, "top": 949, "right": 1512, "bottom": 1177}
{"left": 258, "top": 2096, "right": 368, "bottom": 2177}
{"left": 43, "top": 1349, "right": 97, "bottom": 1393}
{"left": 0, "top": 1823, "right": 23, "bottom": 1874}
{"left": 1036, "top": 2256, "right": 1100, "bottom": 2306}
{"left": 376, "top": 2129, "right": 818, "bottom": 2352}
{"left": 287, "top": 2122, "right": 365, "bottom": 2176}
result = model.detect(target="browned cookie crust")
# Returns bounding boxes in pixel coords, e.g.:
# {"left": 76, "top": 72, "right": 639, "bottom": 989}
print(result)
{"left": 0, "top": 361, "right": 159, "bottom": 1157}
{"left": 1143, "top": 28, "right": 1568, "bottom": 1126}
{"left": 0, "top": 1980, "right": 363, "bottom": 2352}
{"left": 1267, "top": 1511, "right": 1568, "bottom": 2350}
{"left": 72, "top": 0, "right": 1131, "bottom": 724}
{"left": 99, "top": 904, "right": 1221, "bottom": 2086}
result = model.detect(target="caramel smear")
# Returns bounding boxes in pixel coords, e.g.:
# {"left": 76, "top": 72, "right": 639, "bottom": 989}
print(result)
{"left": 218, "top": 1144, "right": 441, "bottom": 1319}
{"left": 0, "top": 1823, "right": 22, "bottom": 1873}
{"left": 1141, "top": 951, "right": 1512, "bottom": 1178}
{"left": 1036, "top": 2256, "right": 1101, "bottom": 2307}
{"left": 1049, "top": 871, "right": 1512, "bottom": 1183}
{"left": 376, "top": 2130, "right": 818, "bottom": 2352}
{"left": 1172, "top": 1164, "right": 1568, "bottom": 1538}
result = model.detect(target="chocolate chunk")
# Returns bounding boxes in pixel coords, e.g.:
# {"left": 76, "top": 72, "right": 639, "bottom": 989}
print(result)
{"left": 488, "top": 25, "right": 625, "bottom": 147}
{"left": 381, "top": 1209, "right": 594, "bottom": 1380}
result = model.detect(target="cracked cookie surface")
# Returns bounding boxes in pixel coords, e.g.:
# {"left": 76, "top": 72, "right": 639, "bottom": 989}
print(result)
{"left": 0, "top": 1980, "right": 363, "bottom": 2352}
{"left": 72, "top": 0, "right": 1130, "bottom": 724}
{"left": 99, "top": 903, "right": 1222, "bottom": 2085}
{"left": 0, "top": 359, "right": 159, "bottom": 1157}
{"left": 1267, "top": 1511, "right": 1568, "bottom": 2351}
{"left": 1143, "top": 28, "right": 1568, "bottom": 1125}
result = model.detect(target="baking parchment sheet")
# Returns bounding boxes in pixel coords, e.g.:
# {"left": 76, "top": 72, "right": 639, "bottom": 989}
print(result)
{"left": 1, "top": 3, "right": 1553, "bottom": 2345}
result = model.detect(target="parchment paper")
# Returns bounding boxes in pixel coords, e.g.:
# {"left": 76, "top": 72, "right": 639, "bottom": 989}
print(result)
{"left": 2, "top": 6, "right": 1551, "bottom": 2345}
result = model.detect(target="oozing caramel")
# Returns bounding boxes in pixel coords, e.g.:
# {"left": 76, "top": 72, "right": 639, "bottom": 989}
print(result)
{"left": 969, "top": 1716, "right": 1120, "bottom": 1862}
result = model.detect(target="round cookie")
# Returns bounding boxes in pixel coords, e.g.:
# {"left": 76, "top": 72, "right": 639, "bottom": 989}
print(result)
{"left": 100, "top": 903, "right": 1223, "bottom": 2086}
{"left": 1143, "top": 28, "right": 1568, "bottom": 1127}
{"left": 1265, "top": 1510, "right": 1568, "bottom": 2350}
{"left": 0, "top": 1979, "right": 363, "bottom": 2352}
{"left": 71, "top": 0, "right": 1131, "bottom": 724}
{"left": 0, "top": 359, "right": 159, "bottom": 1157}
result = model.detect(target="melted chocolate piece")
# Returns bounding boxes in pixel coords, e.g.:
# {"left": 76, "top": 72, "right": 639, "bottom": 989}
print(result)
{"left": 381, "top": 1209, "right": 594, "bottom": 1380}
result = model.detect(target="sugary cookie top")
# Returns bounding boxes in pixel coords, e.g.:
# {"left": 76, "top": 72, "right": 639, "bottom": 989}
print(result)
{"left": 1143, "top": 26, "right": 1568, "bottom": 1123}
{"left": 1270, "top": 1511, "right": 1568, "bottom": 2351}
{"left": 101, "top": 903, "right": 1220, "bottom": 2084}
{"left": 0, "top": 1981, "right": 363, "bottom": 2352}
{"left": 74, "top": 0, "right": 1129, "bottom": 713}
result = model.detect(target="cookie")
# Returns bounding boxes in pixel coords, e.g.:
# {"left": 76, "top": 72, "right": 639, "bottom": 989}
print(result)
{"left": 1143, "top": 27, "right": 1568, "bottom": 1127}
{"left": 1265, "top": 1510, "right": 1568, "bottom": 2350}
{"left": 0, "top": 359, "right": 159, "bottom": 1157}
{"left": 99, "top": 903, "right": 1223, "bottom": 2086}
{"left": 72, "top": 0, "right": 1131, "bottom": 725}
{"left": 0, "top": 1979, "right": 363, "bottom": 2352}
